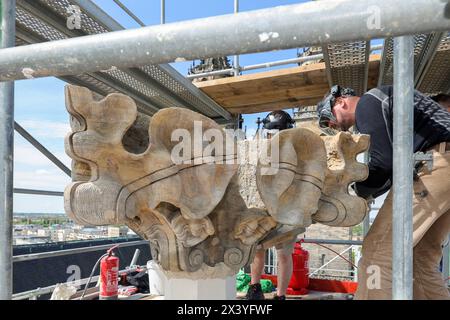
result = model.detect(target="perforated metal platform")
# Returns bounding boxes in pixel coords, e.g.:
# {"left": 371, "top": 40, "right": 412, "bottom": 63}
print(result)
{"left": 416, "top": 32, "right": 450, "bottom": 94}
{"left": 322, "top": 41, "right": 370, "bottom": 96}
{"left": 14, "top": 0, "right": 232, "bottom": 122}
{"left": 378, "top": 32, "right": 450, "bottom": 94}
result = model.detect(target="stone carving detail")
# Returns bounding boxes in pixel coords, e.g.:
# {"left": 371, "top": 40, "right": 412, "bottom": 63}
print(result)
{"left": 170, "top": 214, "right": 215, "bottom": 247}
{"left": 313, "top": 134, "right": 370, "bottom": 227}
{"left": 256, "top": 128, "right": 328, "bottom": 227}
{"left": 64, "top": 85, "right": 369, "bottom": 279}
{"left": 234, "top": 213, "right": 277, "bottom": 246}
{"left": 256, "top": 128, "right": 370, "bottom": 228}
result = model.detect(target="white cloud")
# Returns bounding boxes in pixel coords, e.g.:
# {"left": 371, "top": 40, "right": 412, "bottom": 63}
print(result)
{"left": 14, "top": 143, "right": 71, "bottom": 168}
{"left": 13, "top": 166, "right": 70, "bottom": 213}
{"left": 18, "top": 120, "right": 71, "bottom": 139}
{"left": 13, "top": 153, "right": 71, "bottom": 213}
{"left": 13, "top": 138, "right": 72, "bottom": 192}
{"left": 14, "top": 193, "right": 65, "bottom": 214}
{"left": 14, "top": 169, "right": 70, "bottom": 191}
{"left": 35, "top": 169, "right": 50, "bottom": 175}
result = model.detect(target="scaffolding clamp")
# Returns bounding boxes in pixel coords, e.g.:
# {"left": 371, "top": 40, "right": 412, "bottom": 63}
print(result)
{"left": 413, "top": 151, "right": 434, "bottom": 180}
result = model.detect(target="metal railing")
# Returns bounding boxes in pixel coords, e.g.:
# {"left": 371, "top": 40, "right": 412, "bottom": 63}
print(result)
{"left": 12, "top": 265, "right": 142, "bottom": 300}
{"left": 10, "top": 235, "right": 450, "bottom": 298}
{"left": 303, "top": 239, "right": 363, "bottom": 246}
{"left": 13, "top": 239, "right": 148, "bottom": 262}
{"left": 265, "top": 247, "right": 278, "bottom": 275}
{"left": 13, "top": 188, "right": 64, "bottom": 197}
{"left": 186, "top": 44, "right": 384, "bottom": 80}
{"left": 309, "top": 268, "right": 356, "bottom": 281}
{"left": 308, "top": 245, "right": 356, "bottom": 280}
{"left": 12, "top": 240, "right": 148, "bottom": 299}
{"left": 264, "top": 239, "right": 361, "bottom": 276}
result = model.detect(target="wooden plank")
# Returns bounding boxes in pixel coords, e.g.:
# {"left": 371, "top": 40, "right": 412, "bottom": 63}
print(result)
{"left": 194, "top": 55, "right": 381, "bottom": 114}
{"left": 197, "top": 68, "right": 327, "bottom": 99}
{"left": 226, "top": 96, "right": 325, "bottom": 114}
{"left": 215, "top": 84, "right": 330, "bottom": 108}
{"left": 195, "top": 62, "right": 327, "bottom": 89}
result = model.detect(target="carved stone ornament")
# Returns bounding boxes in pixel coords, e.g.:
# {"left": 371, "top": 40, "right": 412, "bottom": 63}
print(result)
{"left": 64, "top": 85, "right": 369, "bottom": 279}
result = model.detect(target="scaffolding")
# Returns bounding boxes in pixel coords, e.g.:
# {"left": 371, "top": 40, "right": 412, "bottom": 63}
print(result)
{"left": 1, "top": 0, "right": 450, "bottom": 300}
{"left": 13, "top": 0, "right": 231, "bottom": 123}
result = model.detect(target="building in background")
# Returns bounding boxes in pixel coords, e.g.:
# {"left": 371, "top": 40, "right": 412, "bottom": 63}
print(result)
{"left": 108, "top": 226, "right": 129, "bottom": 238}
{"left": 188, "top": 57, "right": 233, "bottom": 82}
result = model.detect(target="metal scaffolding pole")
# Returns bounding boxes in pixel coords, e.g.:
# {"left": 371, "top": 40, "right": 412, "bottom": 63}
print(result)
{"left": 186, "top": 68, "right": 234, "bottom": 79}
{"left": 0, "top": 0, "right": 449, "bottom": 82}
{"left": 242, "top": 54, "right": 326, "bottom": 72}
{"left": 443, "top": 238, "right": 449, "bottom": 287}
{"left": 302, "top": 239, "right": 363, "bottom": 246}
{"left": 392, "top": 36, "right": 414, "bottom": 300}
{"left": 112, "top": 0, "right": 145, "bottom": 27}
{"left": 0, "top": 0, "right": 15, "bottom": 300}
{"left": 13, "top": 240, "right": 148, "bottom": 262}
{"left": 161, "top": 0, "right": 165, "bottom": 24}
{"left": 362, "top": 208, "right": 371, "bottom": 237}
{"left": 13, "top": 188, "right": 64, "bottom": 197}
{"left": 233, "top": 0, "right": 240, "bottom": 77}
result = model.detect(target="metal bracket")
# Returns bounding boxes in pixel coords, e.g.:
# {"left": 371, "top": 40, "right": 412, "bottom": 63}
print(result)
{"left": 414, "top": 151, "right": 433, "bottom": 172}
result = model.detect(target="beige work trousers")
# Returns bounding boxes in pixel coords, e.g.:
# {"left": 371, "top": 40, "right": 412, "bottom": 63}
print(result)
{"left": 355, "top": 150, "right": 450, "bottom": 300}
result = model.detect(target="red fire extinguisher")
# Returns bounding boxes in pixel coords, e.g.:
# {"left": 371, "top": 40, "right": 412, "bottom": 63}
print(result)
{"left": 100, "top": 245, "right": 120, "bottom": 300}
{"left": 287, "top": 240, "right": 309, "bottom": 295}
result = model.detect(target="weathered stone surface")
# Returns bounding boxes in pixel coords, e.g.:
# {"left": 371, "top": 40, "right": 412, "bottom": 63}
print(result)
{"left": 64, "top": 85, "right": 369, "bottom": 279}
{"left": 237, "top": 140, "right": 265, "bottom": 209}
{"left": 314, "top": 133, "right": 369, "bottom": 227}
{"left": 64, "top": 85, "right": 275, "bottom": 279}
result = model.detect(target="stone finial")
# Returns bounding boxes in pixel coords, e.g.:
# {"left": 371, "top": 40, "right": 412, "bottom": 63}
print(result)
{"left": 64, "top": 85, "right": 369, "bottom": 278}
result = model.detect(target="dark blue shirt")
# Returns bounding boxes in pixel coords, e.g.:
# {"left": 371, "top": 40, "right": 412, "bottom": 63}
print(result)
{"left": 354, "top": 85, "right": 450, "bottom": 198}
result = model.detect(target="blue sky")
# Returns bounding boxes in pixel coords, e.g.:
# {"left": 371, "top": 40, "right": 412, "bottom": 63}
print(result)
{"left": 13, "top": 0, "right": 381, "bottom": 214}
